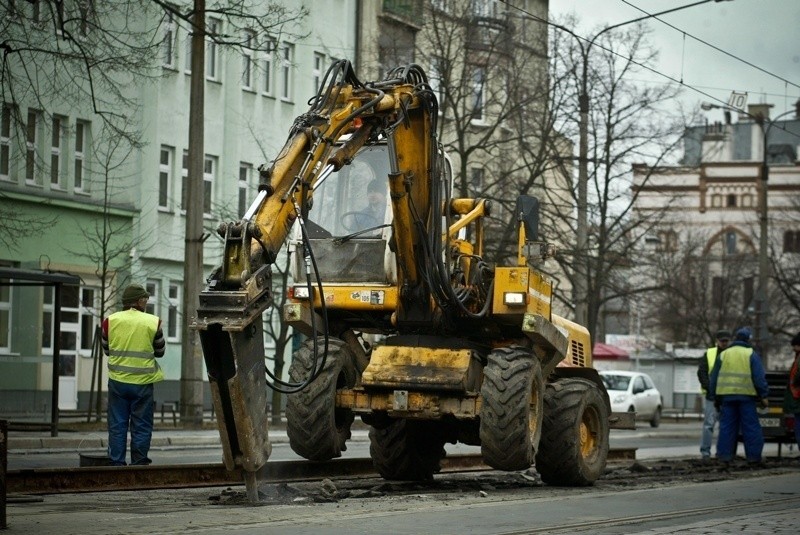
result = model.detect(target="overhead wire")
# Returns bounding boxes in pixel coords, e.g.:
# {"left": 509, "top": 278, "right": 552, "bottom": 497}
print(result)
{"left": 620, "top": 0, "right": 800, "bottom": 91}
{"left": 499, "top": 0, "right": 800, "bottom": 141}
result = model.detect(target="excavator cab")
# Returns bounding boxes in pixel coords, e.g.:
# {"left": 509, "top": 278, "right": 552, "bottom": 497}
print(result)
{"left": 290, "top": 144, "right": 394, "bottom": 286}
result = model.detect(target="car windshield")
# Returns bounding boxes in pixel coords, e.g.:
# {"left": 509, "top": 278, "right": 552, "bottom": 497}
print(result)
{"left": 601, "top": 374, "right": 631, "bottom": 391}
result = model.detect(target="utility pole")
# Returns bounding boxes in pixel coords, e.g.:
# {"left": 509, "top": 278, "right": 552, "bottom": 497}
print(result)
{"left": 754, "top": 108, "right": 795, "bottom": 366}
{"left": 181, "top": 0, "right": 206, "bottom": 427}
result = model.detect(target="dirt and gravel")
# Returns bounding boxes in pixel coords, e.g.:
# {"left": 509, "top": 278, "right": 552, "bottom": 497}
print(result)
{"left": 210, "top": 456, "right": 800, "bottom": 507}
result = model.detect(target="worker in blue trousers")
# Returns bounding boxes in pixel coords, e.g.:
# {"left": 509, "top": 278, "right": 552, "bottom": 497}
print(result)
{"left": 709, "top": 327, "right": 769, "bottom": 464}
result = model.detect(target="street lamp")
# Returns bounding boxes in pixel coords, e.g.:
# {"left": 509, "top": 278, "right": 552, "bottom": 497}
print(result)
{"left": 566, "top": 0, "right": 731, "bottom": 328}
{"left": 701, "top": 102, "right": 796, "bottom": 362}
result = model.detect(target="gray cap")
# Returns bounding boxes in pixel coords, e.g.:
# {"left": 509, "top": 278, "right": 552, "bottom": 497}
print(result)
{"left": 715, "top": 329, "right": 731, "bottom": 341}
{"left": 122, "top": 284, "right": 149, "bottom": 304}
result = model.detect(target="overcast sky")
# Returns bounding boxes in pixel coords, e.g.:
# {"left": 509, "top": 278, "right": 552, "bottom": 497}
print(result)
{"left": 548, "top": 0, "right": 800, "bottom": 123}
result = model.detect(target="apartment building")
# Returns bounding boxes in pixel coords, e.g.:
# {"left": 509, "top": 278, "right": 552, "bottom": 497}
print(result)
{"left": 0, "top": 1, "right": 357, "bottom": 413}
{"left": 627, "top": 102, "right": 800, "bottom": 366}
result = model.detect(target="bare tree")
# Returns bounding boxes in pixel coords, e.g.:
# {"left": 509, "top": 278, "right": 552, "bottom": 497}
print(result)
{"left": 768, "top": 196, "right": 800, "bottom": 346}
{"left": 640, "top": 229, "right": 759, "bottom": 347}
{"left": 543, "top": 20, "right": 689, "bottom": 339}
{"left": 415, "top": 2, "right": 552, "bottom": 225}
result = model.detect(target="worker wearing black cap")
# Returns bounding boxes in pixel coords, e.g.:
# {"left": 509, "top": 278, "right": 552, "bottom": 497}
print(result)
{"left": 101, "top": 284, "right": 166, "bottom": 466}
{"left": 783, "top": 332, "right": 800, "bottom": 449}
{"left": 697, "top": 329, "right": 731, "bottom": 461}
{"left": 709, "top": 327, "right": 769, "bottom": 464}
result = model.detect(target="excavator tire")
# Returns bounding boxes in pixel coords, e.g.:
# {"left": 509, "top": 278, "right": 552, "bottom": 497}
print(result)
{"left": 369, "top": 419, "right": 446, "bottom": 480}
{"left": 286, "top": 337, "right": 357, "bottom": 461}
{"left": 479, "top": 346, "right": 543, "bottom": 471}
{"left": 535, "top": 378, "right": 609, "bottom": 486}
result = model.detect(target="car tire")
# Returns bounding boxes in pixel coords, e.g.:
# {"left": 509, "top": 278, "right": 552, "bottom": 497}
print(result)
{"left": 650, "top": 406, "right": 661, "bottom": 428}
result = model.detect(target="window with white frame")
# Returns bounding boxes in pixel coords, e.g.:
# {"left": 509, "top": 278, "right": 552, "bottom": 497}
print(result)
{"left": 312, "top": 52, "right": 325, "bottom": 93}
{"left": 239, "top": 162, "right": 252, "bottom": 217}
{"left": 25, "top": 109, "right": 41, "bottom": 185}
{"left": 42, "top": 286, "right": 53, "bottom": 352}
{"left": 50, "top": 115, "right": 65, "bottom": 189}
{"left": 429, "top": 57, "right": 446, "bottom": 111}
{"left": 470, "top": 66, "right": 485, "bottom": 123}
{"left": 724, "top": 231, "right": 737, "bottom": 255}
{"left": 167, "top": 282, "right": 181, "bottom": 341}
{"left": 184, "top": 29, "right": 193, "bottom": 73}
{"left": 79, "top": 286, "right": 98, "bottom": 351}
{"left": 206, "top": 18, "right": 220, "bottom": 80}
{"left": 242, "top": 30, "right": 255, "bottom": 90}
{"left": 431, "top": 0, "right": 451, "bottom": 13}
{"left": 280, "top": 42, "right": 294, "bottom": 101}
{"left": 0, "top": 277, "right": 11, "bottom": 351}
{"left": 145, "top": 280, "right": 159, "bottom": 316}
{"left": 203, "top": 155, "right": 216, "bottom": 215}
{"left": 262, "top": 43, "right": 274, "bottom": 96}
{"left": 54, "top": 1, "right": 67, "bottom": 37}
{"left": 28, "top": 0, "right": 42, "bottom": 23}
{"left": 159, "top": 145, "right": 173, "bottom": 210}
{"left": 785, "top": 230, "right": 800, "bottom": 254}
{"left": 469, "top": 167, "right": 484, "bottom": 193}
{"left": 472, "top": 0, "right": 504, "bottom": 17}
{"left": 1, "top": 104, "right": 11, "bottom": 180}
{"left": 162, "top": 10, "right": 177, "bottom": 68}
{"left": 181, "top": 149, "right": 188, "bottom": 211}
{"left": 76, "top": 0, "right": 93, "bottom": 37}
{"left": 180, "top": 151, "right": 215, "bottom": 213}
{"left": 74, "top": 120, "right": 88, "bottom": 191}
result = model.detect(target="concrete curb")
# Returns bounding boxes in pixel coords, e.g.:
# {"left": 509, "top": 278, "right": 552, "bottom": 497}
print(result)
{"left": 8, "top": 430, "right": 374, "bottom": 453}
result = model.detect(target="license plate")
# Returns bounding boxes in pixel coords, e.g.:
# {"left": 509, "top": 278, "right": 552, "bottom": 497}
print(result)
{"left": 759, "top": 418, "right": 780, "bottom": 428}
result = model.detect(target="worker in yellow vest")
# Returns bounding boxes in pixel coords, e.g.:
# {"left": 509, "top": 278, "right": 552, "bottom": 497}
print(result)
{"left": 102, "top": 284, "right": 166, "bottom": 466}
{"left": 709, "top": 327, "right": 769, "bottom": 465}
{"left": 697, "top": 329, "right": 730, "bottom": 461}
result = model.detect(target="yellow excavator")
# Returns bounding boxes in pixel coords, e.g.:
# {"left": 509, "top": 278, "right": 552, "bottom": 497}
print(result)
{"left": 195, "top": 61, "right": 627, "bottom": 500}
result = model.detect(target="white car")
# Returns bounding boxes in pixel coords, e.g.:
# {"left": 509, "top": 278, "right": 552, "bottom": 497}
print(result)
{"left": 599, "top": 370, "right": 663, "bottom": 428}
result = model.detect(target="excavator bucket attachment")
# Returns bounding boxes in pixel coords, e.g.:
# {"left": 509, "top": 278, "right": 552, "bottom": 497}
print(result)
{"left": 195, "top": 279, "right": 273, "bottom": 474}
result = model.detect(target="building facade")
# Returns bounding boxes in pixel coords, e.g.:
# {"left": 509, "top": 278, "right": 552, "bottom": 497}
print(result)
{"left": 0, "top": 0, "right": 357, "bottom": 415}
{"left": 628, "top": 102, "right": 800, "bottom": 370}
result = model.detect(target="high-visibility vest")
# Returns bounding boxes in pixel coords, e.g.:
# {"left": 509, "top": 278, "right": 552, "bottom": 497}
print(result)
{"left": 701, "top": 346, "right": 719, "bottom": 395}
{"left": 107, "top": 309, "right": 164, "bottom": 385}
{"left": 716, "top": 345, "right": 756, "bottom": 396}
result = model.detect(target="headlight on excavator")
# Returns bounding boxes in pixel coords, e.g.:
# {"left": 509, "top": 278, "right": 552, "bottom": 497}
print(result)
{"left": 503, "top": 292, "right": 526, "bottom": 306}
{"left": 291, "top": 286, "right": 311, "bottom": 300}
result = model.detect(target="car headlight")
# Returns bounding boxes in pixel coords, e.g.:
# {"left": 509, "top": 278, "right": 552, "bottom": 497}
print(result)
{"left": 613, "top": 394, "right": 627, "bottom": 404}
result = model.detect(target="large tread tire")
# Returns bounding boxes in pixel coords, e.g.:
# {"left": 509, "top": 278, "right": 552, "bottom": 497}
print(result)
{"left": 286, "top": 337, "right": 356, "bottom": 461}
{"left": 369, "top": 419, "right": 446, "bottom": 480}
{"left": 479, "top": 346, "right": 544, "bottom": 471}
{"left": 535, "top": 378, "right": 610, "bottom": 486}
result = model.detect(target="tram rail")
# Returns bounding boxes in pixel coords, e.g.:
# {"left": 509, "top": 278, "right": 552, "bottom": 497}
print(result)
{"left": 5, "top": 449, "right": 635, "bottom": 495}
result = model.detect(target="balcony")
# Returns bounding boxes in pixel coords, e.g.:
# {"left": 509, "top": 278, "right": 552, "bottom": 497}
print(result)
{"left": 383, "top": 0, "right": 424, "bottom": 28}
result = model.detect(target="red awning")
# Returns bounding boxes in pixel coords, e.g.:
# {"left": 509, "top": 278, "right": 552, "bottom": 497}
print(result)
{"left": 593, "top": 342, "right": 630, "bottom": 360}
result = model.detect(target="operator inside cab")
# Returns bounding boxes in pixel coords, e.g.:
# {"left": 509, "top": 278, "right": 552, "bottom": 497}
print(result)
{"left": 307, "top": 146, "right": 390, "bottom": 237}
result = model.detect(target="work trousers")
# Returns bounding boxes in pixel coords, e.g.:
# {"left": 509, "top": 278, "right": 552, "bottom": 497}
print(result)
{"left": 107, "top": 379, "right": 155, "bottom": 466}
{"left": 700, "top": 398, "right": 718, "bottom": 458}
{"left": 716, "top": 397, "right": 764, "bottom": 462}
